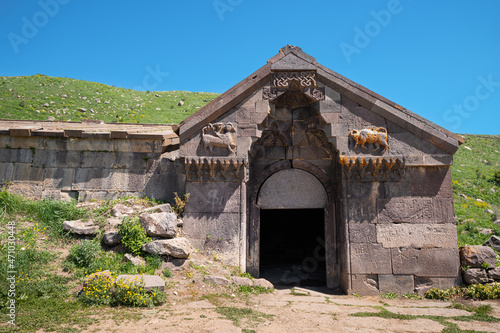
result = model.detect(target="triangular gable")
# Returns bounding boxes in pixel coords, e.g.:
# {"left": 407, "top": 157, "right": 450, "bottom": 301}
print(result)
{"left": 179, "top": 45, "right": 464, "bottom": 154}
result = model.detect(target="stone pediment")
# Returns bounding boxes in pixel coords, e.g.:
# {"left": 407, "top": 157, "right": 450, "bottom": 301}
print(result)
{"left": 179, "top": 45, "right": 463, "bottom": 154}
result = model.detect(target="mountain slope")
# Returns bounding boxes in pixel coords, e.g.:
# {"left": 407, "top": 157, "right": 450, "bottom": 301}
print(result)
{"left": 0, "top": 74, "right": 219, "bottom": 124}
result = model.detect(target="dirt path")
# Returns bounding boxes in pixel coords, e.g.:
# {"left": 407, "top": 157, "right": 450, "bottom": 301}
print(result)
{"left": 81, "top": 288, "right": 500, "bottom": 333}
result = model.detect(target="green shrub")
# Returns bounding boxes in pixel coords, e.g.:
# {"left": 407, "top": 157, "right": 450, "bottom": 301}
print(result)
{"left": 494, "top": 170, "right": 500, "bottom": 186}
{"left": 118, "top": 217, "right": 151, "bottom": 256}
{"left": 425, "top": 283, "right": 500, "bottom": 300}
{"left": 80, "top": 272, "right": 167, "bottom": 307}
{"left": 67, "top": 240, "right": 103, "bottom": 268}
{"left": 163, "top": 267, "right": 172, "bottom": 278}
{"left": 173, "top": 192, "right": 190, "bottom": 216}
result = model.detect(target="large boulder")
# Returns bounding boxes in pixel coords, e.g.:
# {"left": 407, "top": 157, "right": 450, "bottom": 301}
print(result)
{"left": 253, "top": 278, "right": 274, "bottom": 289}
{"left": 204, "top": 275, "right": 230, "bottom": 286}
{"left": 484, "top": 235, "right": 500, "bottom": 252}
{"left": 463, "top": 268, "right": 491, "bottom": 285}
{"left": 139, "top": 212, "right": 177, "bottom": 238}
{"left": 142, "top": 238, "right": 192, "bottom": 259}
{"left": 459, "top": 246, "right": 497, "bottom": 268}
{"left": 230, "top": 276, "right": 253, "bottom": 287}
{"left": 63, "top": 220, "right": 99, "bottom": 235}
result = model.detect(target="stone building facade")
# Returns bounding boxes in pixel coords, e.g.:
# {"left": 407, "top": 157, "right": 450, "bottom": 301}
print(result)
{"left": 178, "top": 45, "right": 464, "bottom": 294}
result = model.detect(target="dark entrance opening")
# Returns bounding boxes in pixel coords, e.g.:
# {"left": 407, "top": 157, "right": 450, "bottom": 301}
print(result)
{"left": 260, "top": 208, "right": 326, "bottom": 287}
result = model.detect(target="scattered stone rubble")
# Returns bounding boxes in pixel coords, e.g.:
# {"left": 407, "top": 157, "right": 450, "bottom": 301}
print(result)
{"left": 459, "top": 245, "right": 500, "bottom": 285}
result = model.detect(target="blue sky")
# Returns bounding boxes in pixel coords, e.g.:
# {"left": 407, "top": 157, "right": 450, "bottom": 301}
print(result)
{"left": 1, "top": 0, "right": 499, "bottom": 135}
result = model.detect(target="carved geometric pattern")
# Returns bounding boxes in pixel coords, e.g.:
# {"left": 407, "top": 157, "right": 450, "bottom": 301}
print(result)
{"left": 273, "top": 71, "right": 317, "bottom": 90}
{"left": 185, "top": 157, "right": 247, "bottom": 182}
{"left": 338, "top": 155, "right": 405, "bottom": 181}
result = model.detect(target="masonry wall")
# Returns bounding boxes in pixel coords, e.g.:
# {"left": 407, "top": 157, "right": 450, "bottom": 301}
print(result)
{"left": 0, "top": 134, "right": 185, "bottom": 203}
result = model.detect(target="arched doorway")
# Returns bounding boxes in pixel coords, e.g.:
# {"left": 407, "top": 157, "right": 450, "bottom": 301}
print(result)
{"left": 247, "top": 161, "right": 339, "bottom": 288}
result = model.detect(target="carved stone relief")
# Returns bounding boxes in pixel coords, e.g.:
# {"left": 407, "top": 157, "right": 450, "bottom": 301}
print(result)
{"left": 263, "top": 71, "right": 325, "bottom": 109}
{"left": 349, "top": 127, "right": 388, "bottom": 152}
{"left": 185, "top": 157, "right": 247, "bottom": 182}
{"left": 339, "top": 154, "right": 405, "bottom": 181}
{"left": 201, "top": 123, "right": 236, "bottom": 155}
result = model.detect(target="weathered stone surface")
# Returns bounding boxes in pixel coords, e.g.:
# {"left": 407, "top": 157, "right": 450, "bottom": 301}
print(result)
{"left": 484, "top": 235, "right": 500, "bottom": 252}
{"left": 376, "top": 224, "right": 457, "bottom": 248}
{"left": 460, "top": 246, "right": 497, "bottom": 268}
{"left": 142, "top": 238, "right": 192, "bottom": 259}
{"left": 463, "top": 268, "right": 490, "bottom": 285}
{"left": 350, "top": 244, "right": 392, "bottom": 274}
{"left": 184, "top": 182, "right": 240, "bottom": 214}
{"left": 392, "top": 248, "right": 460, "bottom": 277}
{"left": 116, "top": 274, "right": 165, "bottom": 291}
{"left": 379, "top": 275, "right": 414, "bottom": 295}
{"left": 349, "top": 223, "right": 376, "bottom": 243}
{"left": 111, "top": 204, "right": 135, "bottom": 217}
{"left": 124, "top": 253, "right": 146, "bottom": 266}
{"left": 141, "top": 203, "right": 173, "bottom": 214}
{"left": 230, "top": 276, "right": 253, "bottom": 287}
{"left": 103, "top": 231, "right": 121, "bottom": 246}
{"left": 378, "top": 197, "right": 454, "bottom": 223}
{"left": 139, "top": 212, "right": 177, "bottom": 238}
{"left": 347, "top": 199, "right": 377, "bottom": 224}
{"left": 253, "top": 278, "right": 274, "bottom": 289}
{"left": 204, "top": 275, "right": 230, "bottom": 286}
{"left": 408, "top": 167, "right": 452, "bottom": 198}
{"left": 62, "top": 220, "right": 99, "bottom": 235}
{"left": 106, "top": 218, "right": 123, "bottom": 229}
{"left": 351, "top": 274, "right": 379, "bottom": 296}
{"left": 257, "top": 169, "right": 327, "bottom": 209}
{"left": 414, "top": 277, "right": 461, "bottom": 296}
{"left": 488, "top": 267, "right": 500, "bottom": 280}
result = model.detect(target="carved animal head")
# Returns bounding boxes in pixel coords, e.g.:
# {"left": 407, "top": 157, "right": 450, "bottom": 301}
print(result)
{"left": 202, "top": 123, "right": 213, "bottom": 133}
{"left": 349, "top": 129, "right": 359, "bottom": 138}
{"left": 224, "top": 123, "right": 235, "bottom": 133}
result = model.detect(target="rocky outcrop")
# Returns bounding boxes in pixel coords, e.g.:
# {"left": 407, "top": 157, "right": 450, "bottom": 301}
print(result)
{"left": 62, "top": 220, "right": 100, "bottom": 235}
{"left": 463, "top": 268, "right": 491, "bottom": 284}
{"left": 459, "top": 246, "right": 497, "bottom": 268}
{"left": 103, "top": 230, "right": 121, "bottom": 246}
{"left": 112, "top": 204, "right": 135, "bottom": 217}
{"left": 484, "top": 235, "right": 500, "bottom": 252}
{"left": 139, "top": 212, "right": 177, "bottom": 238}
{"left": 142, "top": 238, "right": 192, "bottom": 259}
{"left": 115, "top": 274, "right": 165, "bottom": 291}
{"left": 124, "top": 253, "right": 146, "bottom": 266}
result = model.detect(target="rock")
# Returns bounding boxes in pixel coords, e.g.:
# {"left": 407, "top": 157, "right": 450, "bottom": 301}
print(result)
{"left": 488, "top": 267, "right": 500, "bottom": 280}
{"left": 142, "top": 238, "right": 192, "bottom": 259}
{"left": 111, "top": 204, "right": 135, "bottom": 217}
{"left": 42, "top": 103, "right": 49, "bottom": 107}
{"left": 463, "top": 218, "right": 475, "bottom": 224}
{"left": 104, "top": 101, "right": 110, "bottom": 104}
{"left": 494, "top": 220, "right": 500, "bottom": 226}
{"left": 478, "top": 228, "right": 494, "bottom": 235}
{"left": 103, "top": 230, "right": 121, "bottom": 246}
{"left": 162, "top": 258, "right": 190, "bottom": 271}
{"left": 463, "top": 146, "right": 472, "bottom": 150}
{"left": 459, "top": 194, "right": 467, "bottom": 199}
{"left": 61, "top": 94, "right": 67, "bottom": 98}
{"left": 230, "top": 276, "right": 253, "bottom": 287}
{"left": 124, "top": 253, "right": 146, "bottom": 266}
{"left": 177, "top": 218, "right": 183, "bottom": 227}
{"left": 204, "top": 275, "right": 230, "bottom": 286}
{"left": 116, "top": 274, "right": 165, "bottom": 291}
{"left": 76, "top": 201, "right": 100, "bottom": 209}
{"left": 253, "top": 278, "right": 274, "bottom": 289}
{"left": 486, "top": 209, "right": 494, "bottom": 214}
{"left": 484, "top": 235, "right": 500, "bottom": 252}
{"left": 77, "top": 107, "right": 87, "bottom": 112}
{"left": 106, "top": 218, "right": 123, "bottom": 229}
{"left": 46, "top": 116, "right": 55, "bottom": 121}
{"left": 476, "top": 198, "right": 484, "bottom": 203}
{"left": 460, "top": 246, "right": 497, "bottom": 268}
{"left": 463, "top": 268, "right": 490, "bottom": 285}
{"left": 139, "top": 212, "right": 177, "bottom": 238}
{"left": 83, "top": 270, "right": 112, "bottom": 287}
{"left": 140, "top": 203, "right": 173, "bottom": 214}
{"left": 177, "top": 101, "right": 184, "bottom": 106}
{"left": 62, "top": 220, "right": 99, "bottom": 235}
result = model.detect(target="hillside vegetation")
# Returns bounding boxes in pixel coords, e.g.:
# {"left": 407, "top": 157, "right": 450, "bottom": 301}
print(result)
{"left": 451, "top": 135, "right": 500, "bottom": 247}
{"left": 0, "top": 75, "right": 219, "bottom": 124}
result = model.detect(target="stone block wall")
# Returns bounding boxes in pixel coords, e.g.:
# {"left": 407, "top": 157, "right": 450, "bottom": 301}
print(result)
{"left": 346, "top": 166, "right": 461, "bottom": 295}
{"left": 0, "top": 122, "right": 185, "bottom": 203}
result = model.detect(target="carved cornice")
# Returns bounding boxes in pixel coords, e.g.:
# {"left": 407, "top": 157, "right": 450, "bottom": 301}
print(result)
{"left": 273, "top": 71, "right": 317, "bottom": 90}
{"left": 185, "top": 157, "right": 247, "bottom": 182}
{"left": 339, "top": 155, "right": 405, "bottom": 181}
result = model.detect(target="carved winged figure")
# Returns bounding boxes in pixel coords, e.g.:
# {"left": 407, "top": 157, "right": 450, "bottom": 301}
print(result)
{"left": 201, "top": 123, "right": 236, "bottom": 154}
{"left": 349, "top": 127, "right": 388, "bottom": 152}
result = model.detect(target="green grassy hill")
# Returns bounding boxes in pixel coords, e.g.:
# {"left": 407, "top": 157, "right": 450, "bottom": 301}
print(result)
{"left": 451, "top": 135, "right": 500, "bottom": 247}
{"left": 0, "top": 74, "right": 219, "bottom": 124}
